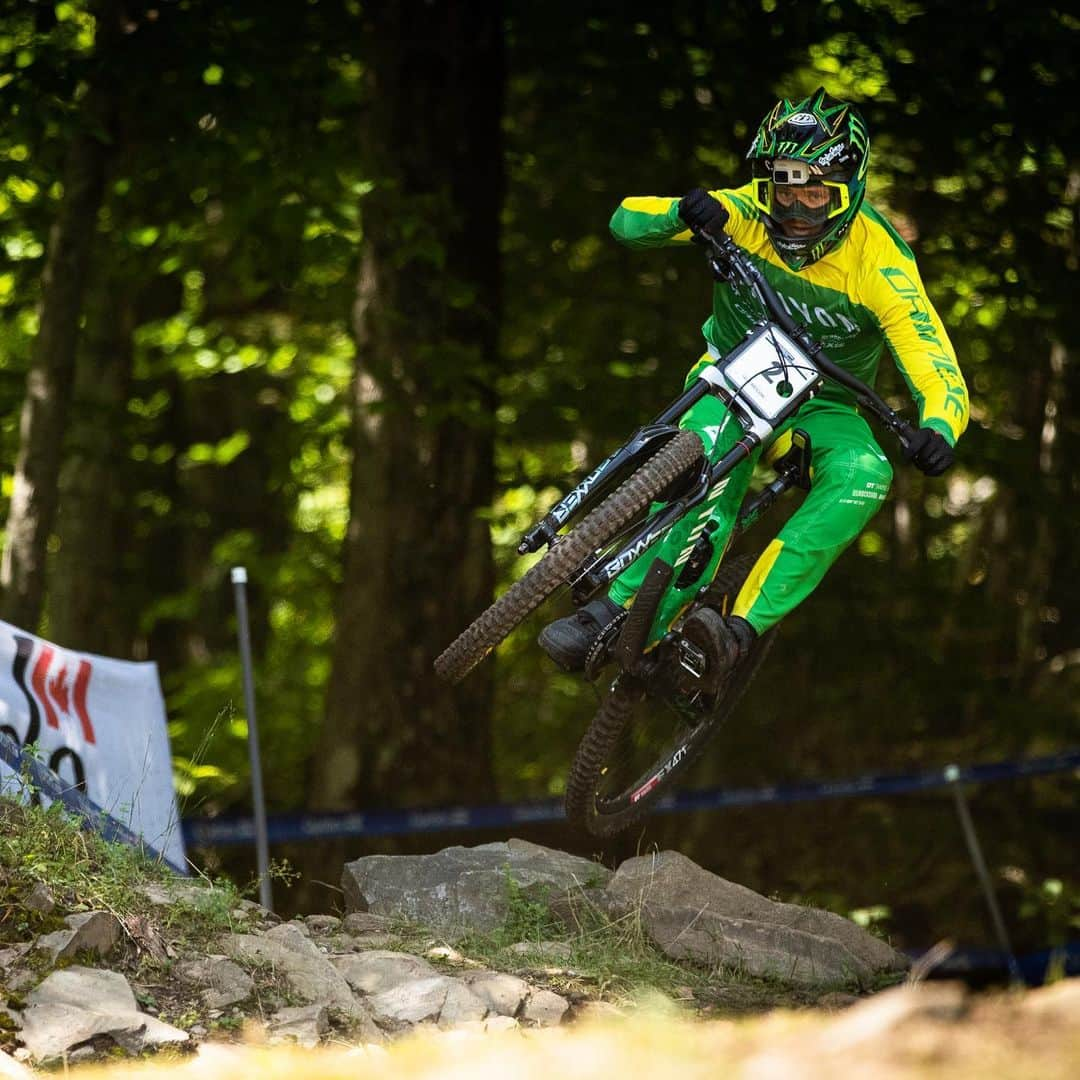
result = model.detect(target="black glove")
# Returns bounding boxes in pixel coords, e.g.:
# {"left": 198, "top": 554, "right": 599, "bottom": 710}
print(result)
{"left": 678, "top": 187, "right": 729, "bottom": 236}
{"left": 903, "top": 427, "right": 955, "bottom": 476}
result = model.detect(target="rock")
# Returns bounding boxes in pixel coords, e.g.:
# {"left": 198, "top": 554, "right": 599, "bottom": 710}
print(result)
{"left": 264, "top": 921, "right": 317, "bottom": 951}
{"left": 334, "top": 931, "right": 398, "bottom": 952}
{"left": 367, "top": 975, "right": 487, "bottom": 1029}
{"left": 220, "top": 933, "right": 368, "bottom": 1022}
{"left": 1, "top": 968, "right": 34, "bottom": 994}
{"left": 507, "top": 940, "right": 573, "bottom": 962}
{"left": 305, "top": 914, "right": 341, "bottom": 935}
{"left": 333, "top": 913, "right": 400, "bottom": 951}
{"left": 33, "top": 930, "right": 73, "bottom": 961}
{"left": 22, "top": 883, "right": 55, "bottom": 915}
{"left": 572, "top": 1000, "right": 624, "bottom": 1024}
{"left": 437, "top": 981, "right": 491, "bottom": 1028}
{"left": 341, "top": 839, "right": 611, "bottom": 933}
{"left": 343, "top": 912, "right": 397, "bottom": 935}
{"left": 18, "top": 966, "right": 188, "bottom": 1064}
{"left": 137, "top": 880, "right": 216, "bottom": 907}
{"left": 268, "top": 1004, "right": 329, "bottom": 1048}
{"left": 461, "top": 971, "right": 530, "bottom": 1017}
{"left": 603, "top": 851, "right": 908, "bottom": 986}
{"left": 482, "top": 1015, "right": 520, "bottom": 1033}
{"left": 547, "top": 886, "right": 608, "bottom": 931}
{"left": 0, "top": 945, "right": 29, "bottom": 972}
{"left": 521, "top": 988, "right": 569, "bottom": 1027}
{"left": 176, "top": 956, "right": 254, "bottom": 1009}
{"left": 34, "top": 911, "right": 121, "bottom": 962}
{"left": 332, "top": 951, "right": 439, "bottom": 995}
{"left": 336, "top": 912, "right": 400, "bottom": 950}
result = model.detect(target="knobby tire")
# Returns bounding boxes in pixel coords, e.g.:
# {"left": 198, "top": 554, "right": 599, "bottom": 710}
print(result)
{"left": 564, "top": 552, "right": 777, "bottom": 837}
{"left": 433, "top": 430, "right": 704, "bottom": 685}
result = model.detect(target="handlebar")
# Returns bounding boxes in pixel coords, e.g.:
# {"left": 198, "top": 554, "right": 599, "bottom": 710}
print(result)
{"left": 692, "top": 225, "right": 918, "bottom": 453}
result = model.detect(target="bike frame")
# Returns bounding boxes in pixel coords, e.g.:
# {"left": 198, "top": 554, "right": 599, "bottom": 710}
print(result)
{"left": 519, "top": 224, "right": 918, "bottom": 607}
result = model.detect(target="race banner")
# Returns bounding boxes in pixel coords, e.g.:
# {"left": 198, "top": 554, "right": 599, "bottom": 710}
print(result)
{"left": 0, "top": 621, "right": 185, "bottom": 868}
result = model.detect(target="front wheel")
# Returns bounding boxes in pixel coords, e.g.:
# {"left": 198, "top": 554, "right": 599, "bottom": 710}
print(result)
{"left": 434, "top": 430, "right": 704, "bottom": 685}
{"left": 564, "top": 551, "right": 776, "bottom": 837}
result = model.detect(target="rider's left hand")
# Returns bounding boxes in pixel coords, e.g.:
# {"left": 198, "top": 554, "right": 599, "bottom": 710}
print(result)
{"left": 904, "top": 427, "right": 955, "bottom": 476}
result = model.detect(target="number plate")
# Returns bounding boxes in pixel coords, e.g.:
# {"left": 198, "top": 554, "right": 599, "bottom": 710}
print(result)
{"left": 720, "top": 324, "right": 820, "bottom": 424}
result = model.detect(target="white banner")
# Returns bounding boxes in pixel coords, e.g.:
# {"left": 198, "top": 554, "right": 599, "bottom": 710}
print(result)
{"left": 0, "top": 621, "right": 185, "bottom": 868}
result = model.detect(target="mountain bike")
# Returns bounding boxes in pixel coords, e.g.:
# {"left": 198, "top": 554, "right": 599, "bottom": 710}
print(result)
{"left": 434, "top": 222, "right": 918, "bottom": 837}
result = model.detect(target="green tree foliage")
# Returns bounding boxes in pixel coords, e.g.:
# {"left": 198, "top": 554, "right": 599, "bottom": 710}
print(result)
{"left": 0, "top": 0, "right": 1075, "bottom": 947}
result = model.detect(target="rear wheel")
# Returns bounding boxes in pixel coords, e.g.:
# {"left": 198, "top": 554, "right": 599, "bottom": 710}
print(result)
{"left": 564, "top": 552, "right": 776, "bottom": 837}
{"left": 434, "top": 430, "right": 704, "bottom": 685}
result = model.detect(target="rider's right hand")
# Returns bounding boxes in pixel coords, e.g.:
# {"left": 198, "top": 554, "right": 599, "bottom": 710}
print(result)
{"left": 678, "top": 188, "right": 729, "bottom": 236}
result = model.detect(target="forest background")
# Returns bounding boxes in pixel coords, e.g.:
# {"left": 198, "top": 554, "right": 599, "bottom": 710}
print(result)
{"left": 0, "top": 0, "right": 1077, "bottom": 954}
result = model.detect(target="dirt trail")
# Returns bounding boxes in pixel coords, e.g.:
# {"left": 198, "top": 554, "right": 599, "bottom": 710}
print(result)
{"left": 61, "top": 979, "right": 1080, "bottom": 1080}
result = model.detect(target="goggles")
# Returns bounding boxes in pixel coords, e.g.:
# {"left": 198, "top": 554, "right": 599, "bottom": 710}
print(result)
{"left": 752, "top": 158, "right": 850, "bottom": 228}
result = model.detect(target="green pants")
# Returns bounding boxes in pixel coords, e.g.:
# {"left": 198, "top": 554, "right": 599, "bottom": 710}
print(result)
{"left": 608, "top": 360, "right": 894, "bottom": 640}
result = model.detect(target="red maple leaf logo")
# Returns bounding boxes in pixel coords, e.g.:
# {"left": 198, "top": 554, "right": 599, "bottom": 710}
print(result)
{"left": 48, "top": 665, "right": 71, "bottom": 714}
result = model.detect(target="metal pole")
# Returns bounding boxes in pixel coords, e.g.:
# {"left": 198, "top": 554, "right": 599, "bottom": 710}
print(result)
{"left": 944, "top": 764, "right": 1021, "bottom": 985}
{"left": 232, "top": 567, "right": 273, "bottom": 912}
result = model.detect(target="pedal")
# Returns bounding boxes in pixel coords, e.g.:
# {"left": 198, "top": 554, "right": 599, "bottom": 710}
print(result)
{"left": 677, "top": 605, "right": 736, "bottom": 695}
{"left": 676, "top": 638, "right": 708, "bottom": 681}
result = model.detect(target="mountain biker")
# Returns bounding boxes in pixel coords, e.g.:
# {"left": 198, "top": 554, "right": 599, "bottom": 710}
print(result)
{"left": 539, "top": 87, "right": 969, "bottom": 677}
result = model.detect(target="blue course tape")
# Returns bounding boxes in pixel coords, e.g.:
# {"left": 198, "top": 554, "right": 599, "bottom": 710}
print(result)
{"left": 908, "top": 943, "right": 1080, "bottom": 986}
{"left": 182, "top": 747, "right": 1080, "bottom": 848}
{"left": 0, "top": 731, "right": 188, "bottom": 876}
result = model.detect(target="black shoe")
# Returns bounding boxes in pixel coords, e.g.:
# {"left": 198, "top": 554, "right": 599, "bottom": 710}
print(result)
{"left": 678, "top": 609, "right": 756, "bottom": 693}
{"left": 538, "top": 596, "right": 624, "bottom": 673}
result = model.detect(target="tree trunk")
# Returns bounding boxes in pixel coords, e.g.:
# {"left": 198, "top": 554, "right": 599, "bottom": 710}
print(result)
{"left": 0, "top": 5, "right": 118, "bottom": 632}
{"left": 48, "top": 269, "right": 136, "bottom": 655}
{"left": 313, "top": 1, "right": 503, "bottom": 811}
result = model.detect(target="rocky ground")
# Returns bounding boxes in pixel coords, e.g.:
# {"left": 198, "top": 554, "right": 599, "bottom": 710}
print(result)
{"left": 1, "top": 806, "right": 1078, "bottom": 1077}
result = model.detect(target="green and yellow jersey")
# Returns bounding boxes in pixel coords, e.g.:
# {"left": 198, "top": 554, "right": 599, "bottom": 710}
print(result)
{"left": 610, "top": 183, "right": 969, "bottom": 445}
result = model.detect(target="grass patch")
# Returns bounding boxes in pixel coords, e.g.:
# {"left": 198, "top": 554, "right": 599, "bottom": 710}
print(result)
{"left": 0, "top": 795, "right": 241, "bottom": 945}
{"left": 0, "top": 797, "right": 171, "bottom": 938}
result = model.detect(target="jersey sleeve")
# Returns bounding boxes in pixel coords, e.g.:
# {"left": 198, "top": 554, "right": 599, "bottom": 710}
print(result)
{"left": 861, "top": 252, "right": 970, "bottom": 445}
{"left": 609, "top": 196, "right": 691, "bottom": 247}
{"left": 608, "top": 189, "right": 750, "bottom": 249}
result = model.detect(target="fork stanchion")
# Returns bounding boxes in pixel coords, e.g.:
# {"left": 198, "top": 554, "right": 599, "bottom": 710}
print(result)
{"left": 944, "top": 764, "right": 1022, "bottom": 985}
{"left": 231, "top": 566, "right": 273, "bottom": 913}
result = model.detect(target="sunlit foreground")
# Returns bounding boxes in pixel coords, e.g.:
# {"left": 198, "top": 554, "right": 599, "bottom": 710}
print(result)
{"left": 61, "top": 983, "right": 1080, "bottom": 1080}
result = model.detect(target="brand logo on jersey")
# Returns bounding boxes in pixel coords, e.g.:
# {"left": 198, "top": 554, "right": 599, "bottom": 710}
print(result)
{"left": 880, "top": 266, "right": 967, "bottom": 422}
{"left": 787, "top": 112, "right": 817, "bottom": 126}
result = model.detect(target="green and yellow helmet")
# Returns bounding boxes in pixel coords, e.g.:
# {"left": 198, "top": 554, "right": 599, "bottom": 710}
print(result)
{"left": 747, "top": 87, "right": 870, "bottom": 269}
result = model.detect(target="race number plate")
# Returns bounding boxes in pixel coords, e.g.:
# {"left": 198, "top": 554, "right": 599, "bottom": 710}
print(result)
{"left": 719, "top": 324, "right": 820, "bottom": 425}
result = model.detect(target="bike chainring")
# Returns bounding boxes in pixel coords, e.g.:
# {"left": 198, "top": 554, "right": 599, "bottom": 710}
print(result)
{"left": 583, "top": 608, "right": 628, "bottom": 682}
